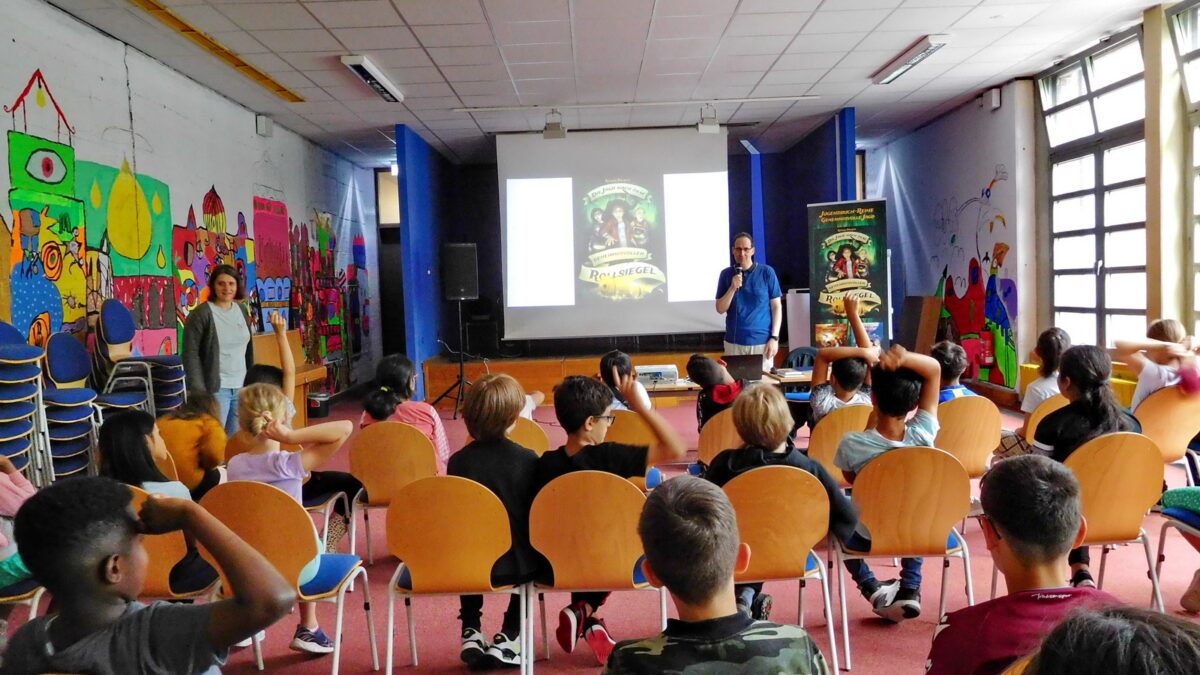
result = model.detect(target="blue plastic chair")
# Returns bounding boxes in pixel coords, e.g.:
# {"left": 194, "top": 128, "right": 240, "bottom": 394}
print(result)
{"left": 96, "top": 300, "right": 184, "bottom": 411}
{"left": 45, "top": 332, "right": 151, "bottom": 415}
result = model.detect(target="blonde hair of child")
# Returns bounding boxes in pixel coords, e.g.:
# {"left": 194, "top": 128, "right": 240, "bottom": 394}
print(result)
{"left": 732, "top": 383, "right": 792, "bottom": 450}
{"left": 463, "top": 373, "right": 526, "bottom": 442}
{"left": 238, "top": 383, "right": 289, "bottom": 436}
{"left": 1148, "top": 318, "right": 1186, "bottom": 344}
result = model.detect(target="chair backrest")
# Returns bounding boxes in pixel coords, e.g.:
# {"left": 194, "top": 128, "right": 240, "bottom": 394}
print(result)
{"left": 604, "top": 409, "right": 657, "bottom": 446}
{"left": 1132, "top": 385, "right": 1200, "bottom": 462}
{"left": 387, "top": 476, "right": 511, "bottom": 593}
{"left": 852, "top": 446, "right": 971, "bottom": 556}
{"left": 97, "top": 299, "right": 138, "bottom": 362}
{"left": 935, "top": 396, "right": 1002, "bottom": 477}
{"left": 724, "top": 466, "right": 829, "bottom": 581}
{"left": 785, "top": 347, "right": 818, "bottom": 369}
{"left": 1064, "top": 432, "right": 1164, "bottom": 543}
{"left": 0, "top": 321, "right": 24, "bottom": 346}
{"left": 806, "top": 404, "right": 872, "bottom": 488}
{"left": 1025, "top": 394, "right": 1068, "bottom": 444}
{"left": 349, "top": 422, "right": 438, "bottom": 507}
{"left": 154, "top": 452, "right": 179, "bottom": 482}
{"left": 530, "top": 470, "right": 647, "bottom": 589}
{"left": 128, "top": 485, "right": 190, "bottom": 597}
{"left": 509, "top": 416, "right": 550, "bottom": 455}
{"left": 45, "top": 332, "right": 91, "bottom": 387}
{"left": 698, "top": 407, "right": 743, "bottom": 466}
{"left": 199, "top": 480, "right": 318, "bottom": 589}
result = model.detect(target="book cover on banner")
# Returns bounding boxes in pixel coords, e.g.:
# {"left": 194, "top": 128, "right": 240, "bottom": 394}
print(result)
{"left": 807, "top": 199, "right": 890, "bottom": 347}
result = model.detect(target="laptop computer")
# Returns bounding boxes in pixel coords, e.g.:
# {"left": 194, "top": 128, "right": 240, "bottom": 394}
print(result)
{"left": 722, "top": 354, "right": 765, "bottom": 382}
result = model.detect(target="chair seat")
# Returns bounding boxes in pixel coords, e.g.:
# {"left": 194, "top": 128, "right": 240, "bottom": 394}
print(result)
{"left": 42, "top": 388, "right": 96, "bottom": 406}
{"left": 0, "top": 577, "right": 40, "bottom": 599}
{"left": 0, "top": 435, "right": 33, "bottom": 458}
{"left": 0, "top": 401, "right": 36, "bottom": 423}
{"left": 1163, "top": 508, "right": 1200, "bottom": 532}
{"left": 298, "top": 553, "right": 362, "bottom": 598}
{"left": 8, "top": 453, "right": 29, "bottom": 472}
{"left": 154, "top": 395, "right": 186, "bottom": 410}
{"left": 393, "top": 563, "right": 520, "bottom": 594}
{"left": 130, "top": 355, "right": 184, "bottom": 367}
{"left": 0, "top": 382, "right": 38, "bottom": 403}
{"left": 97, "top": 391, "right": 147, "bottom": 408}
{"left": 50, "top": 437, "right": 91, "bottom": 458}
{"left": 53, "top": 454, "right": 90, "bottom": 476}
{"left": 0, "top": 344, "right": 44, "bottom": 364}
{"left": 154, "top": 380, "right": 186, "bottom": 397}
{"left": 0, "top": 363, "right": 41, "bottom": 384}
{"left": 49, "top": 421, "right": 92, "bottom": 442}
{"left": 785, "top": 392, "right": 812, "bottom": 402}
{"left": 843, "top": 531, "right": 963, "bottom": 557}
{"left": 303, "top": 491, "right": 345, "bottom": 509}
{"left": 0, "top": 419, "right": 33, "bottom": 442}
{"left": 46, "top": 404, "right": 94, "bottom": 423}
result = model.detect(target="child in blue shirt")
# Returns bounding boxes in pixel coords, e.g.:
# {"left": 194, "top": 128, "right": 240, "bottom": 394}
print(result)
{"left": 931, "top": 341, "right": 978, "bottom": 403}
{"left": 834, "top": 345, "right": 941, "bottom": 623}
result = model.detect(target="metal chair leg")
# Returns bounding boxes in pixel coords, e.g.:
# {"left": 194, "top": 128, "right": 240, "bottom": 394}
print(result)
{"left": 405, "top": 597, "right": 417, "bottom": 666}
{"left": 1141, "top": 531, "right": 1165, "bottom": 612}
{"left": 938, "top": 558, "right": 950, "bottom": 622}
{"left": 819, "top": 569, "right": 840, "bottom": 673}
{"left": 834, "top": 548, "right": 852, "bottom": 670}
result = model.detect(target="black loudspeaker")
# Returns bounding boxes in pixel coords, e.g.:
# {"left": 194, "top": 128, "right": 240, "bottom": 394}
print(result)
{"left": 442, "top": 243, "right": 479, "bottom": 301}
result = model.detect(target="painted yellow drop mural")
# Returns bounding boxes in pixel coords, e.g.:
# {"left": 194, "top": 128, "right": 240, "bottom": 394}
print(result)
{"left": 107, "top": 160, "right": 151, "bottom": 259}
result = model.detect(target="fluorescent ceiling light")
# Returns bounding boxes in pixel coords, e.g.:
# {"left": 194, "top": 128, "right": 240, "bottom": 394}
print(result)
{"left": 871, "top": 35, "right": 949, "bottom": 85}
{"left": 340, "top": 55, "right": 404, "bottom": 103}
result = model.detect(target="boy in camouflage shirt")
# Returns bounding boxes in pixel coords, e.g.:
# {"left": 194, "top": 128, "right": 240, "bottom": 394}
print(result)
{"left": 603, "top": 476, "right": 829, "bottom": 674}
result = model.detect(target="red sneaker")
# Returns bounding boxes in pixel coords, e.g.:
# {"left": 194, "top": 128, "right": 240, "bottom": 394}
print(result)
{"left": 555, "top": 602, "right": 585, "bottom": 654}
{"left": 583, "top": 617, "right": 615, "bottom": 665}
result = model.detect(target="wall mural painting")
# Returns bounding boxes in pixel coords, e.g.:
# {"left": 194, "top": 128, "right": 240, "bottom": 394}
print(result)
{"left": 290, "top": 211, "right": 350, "bottom": 392}
{"left": 931, "top": 165, "right": 1018, "bottom": 387}
{"left": 171, "top": 187, "right": 256, "bottom": 340}
{"left": 253, "top": 197, "right": 291, "bottom": 331}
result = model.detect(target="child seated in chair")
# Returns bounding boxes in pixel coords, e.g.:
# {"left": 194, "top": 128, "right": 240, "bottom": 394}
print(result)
{"left": 995, "top": 327, "right": 1070, "bottom": 460}
{"left": 810, "top": 296, "right": 877, "bottom": 425}
{"left": 834, "top": 345, "right": 942, "bottom": 622}
{"left": 157, "top": 392, "right": 226, "bottom": 500}
{"left": 931, "top": 341, "right": 979, "bottom": 403}
{"left": 1115, "top": 318, "right": 1194, "bottom": 411}
{"left": 925, "top": 455, "right": 1117, "bottom": 675}
{"left": 537, "top": 372, "right": 687, "bottom": 665}
{"left": 448, "top": 374, "right": 540, "bottom": 669}
{"left": 359, "top": 353, "right": 451, "bottom": 472}
{"left": 603, "top": 476, "right": 830, "bottom": 674}
{"left": 599, "top": 350, "right": 650, "bottom": 412}
{"left": 686, "top": 354, "right": 743, "bottom": 432}
{"left": 704, "top": 384, "right": 858, "bottom": 622}
{"left": 0, "top": 476, "right": 293, "bottom": 675}
{"left": 226, "top": 383, "right": 355, "bottom": 655}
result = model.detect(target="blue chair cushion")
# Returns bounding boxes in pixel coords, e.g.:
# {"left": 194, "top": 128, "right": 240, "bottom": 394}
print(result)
{"left": 153, "top": 380, "right": 186, "bottom": 397}
{"left": 0, "top": 419, "right": 34, "bottom": 442}
{"left": 45, "top": 404, "right": 93, "bottom": 423}
{"left": 947, "top": 531, "right": 963, "bottom": 552}
{"left": 97, "top": 391, "right": 147, "bottom": 407}
{"left": 633, "top": 555, "right": 647, "bottom": 585}
{"left": 0, "top": 322, "right": 26, "bottom": 347}
{"left": 0, "top": 363, "right": 41, "bottom": 384}
{"left": 299, "top": 554, "right": 361, "bottom": 597}
{"left": 49, "top": 421, "right": 92, "bottom": 442}
{"left": 50, "top": 437, "right": 91, "bottom": 458}
{"left": 0, "top": 401, "right": 36, "bottom": 423}
{"left": 99, "top": 300, "right": 138, "bottom": 344}
{"left": 53, "top": 454, "right": 90, "bottom": 476}
{"left": 42, "top": 388, "right": 96, "bottom": 406}
{"left": 1164, "top": 507, "right": 1200, "bottom": 532}
{"left": 154, "top": 395, "right": 186, "bottom": 410}
{"left": 7, "top": 453, "right": 28, "bottom": 472}
{"left": 302, "top": 491, "right": 344, "bottom": 509}
{"left": 0, "top": 435, "right": 33, "bottom": 458}
{"left": 0, "top": 383, "right": 37, "bottom": 403}
{"left": 805, "top": 552, "right": 820, "bottom": 575}
{"left": 0, "top": 578, "right": 39, "bottom": 598}
{"left": 0, "top": 344, "right": 43, "bottom": 364}
{"left": 46, "top": 333, "right": 91, "bottom": 383}
{"left": 645, "top": 467, "right": 663, "bottom": 489}
{"left": 785, "top": 392, "right": 812, "bottom": 402}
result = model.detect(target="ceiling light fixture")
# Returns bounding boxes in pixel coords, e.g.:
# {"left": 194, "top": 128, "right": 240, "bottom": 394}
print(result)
{"left": 340, "top": 55, "right": 404, "bottom": 103}
{"left": 697, "top": 103, "right": 720, "bottom": 134}
{"left": 452, "top": 94, "right": 818, "bottom": 114}
{"left": 871, "top": 35, "right": 949, "bottom": 85}
{"left": 543, "top": 109, "right": 566, "bottom": 139}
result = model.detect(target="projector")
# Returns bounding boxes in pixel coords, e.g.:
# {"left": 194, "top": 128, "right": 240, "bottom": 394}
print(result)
{"left": 635, "top": 364, "right": 679, "bottom": 386}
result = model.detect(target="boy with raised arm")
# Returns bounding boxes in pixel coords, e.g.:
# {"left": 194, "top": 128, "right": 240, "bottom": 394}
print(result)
{"left": 810, "top": 296, "right": 878, "bottom": 424}
{"left": 537, "top": 370, "right": 687, "bottom": 665}
{"left": 0, "top": 476, "right": 294, "bottom": 674}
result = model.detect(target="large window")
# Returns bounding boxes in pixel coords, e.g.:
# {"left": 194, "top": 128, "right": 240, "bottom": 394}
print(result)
{"left": 1039, "top": 33, "right": 1146, "bottom": 347}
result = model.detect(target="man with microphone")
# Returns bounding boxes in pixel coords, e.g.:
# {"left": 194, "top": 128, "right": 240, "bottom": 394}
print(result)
{"left": 715, "top": 232, "right": 783, "bottom": 364}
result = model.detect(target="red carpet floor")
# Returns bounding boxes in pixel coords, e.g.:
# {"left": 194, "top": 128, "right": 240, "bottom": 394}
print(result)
{"left": 15, "top": 397, "right": 1199, "bottom": 674}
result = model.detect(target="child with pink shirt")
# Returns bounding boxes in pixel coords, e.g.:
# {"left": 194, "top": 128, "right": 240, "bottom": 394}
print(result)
{"left": 360, "top": 354, "right": 451, "bottom": 472}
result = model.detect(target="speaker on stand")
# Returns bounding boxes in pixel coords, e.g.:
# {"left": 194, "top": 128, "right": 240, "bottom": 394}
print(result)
{"left": 433, "top": 243, "right": 478, "bottom": 418}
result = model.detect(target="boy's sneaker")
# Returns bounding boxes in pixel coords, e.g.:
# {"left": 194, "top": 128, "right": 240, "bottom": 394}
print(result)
{"left": 876, "top": 587, "right": 921, "bottom": 623}
{"left": 1071, "top": 569, "right": 1096, "bottom": 588}
{"left": 582, "top": 617, "right": 616, "bottom": 665}
{"left": 556, "top": 602, "right": 586, "bottom": 653}
{"left": 460, "top": 628, "right": 492, "bottom": 669}
{"left": 486, "top": 631, "right": 522, "bottom": 668}
{"left": 860, "top": 578, "right": 900, "bottom": 611}
{"left": 750, "top": 592, "right": 773, "bottom": 621}
{"left": 290, "top": 625, "right": 335, "bottom": 654}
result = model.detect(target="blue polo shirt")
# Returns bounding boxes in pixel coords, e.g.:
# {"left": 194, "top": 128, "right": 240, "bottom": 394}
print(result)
{"left": 715, "top": 263, "right": 782, "bottom": 346}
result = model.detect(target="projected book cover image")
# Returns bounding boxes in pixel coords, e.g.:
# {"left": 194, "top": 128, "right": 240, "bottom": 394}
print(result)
{"left": 807, "top": 199, "right": 890, "bottom": 347}
{"left": 577, "top": 180, "right": 666, "bottom": 302}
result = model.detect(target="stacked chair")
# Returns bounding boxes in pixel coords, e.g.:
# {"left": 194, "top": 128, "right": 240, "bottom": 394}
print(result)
{"left": 95, "top": 299, "right": 187, "bottom": 415}
{"left": 40, "top": 333, "right": 112, "bottom": 480}
{"left": 0, "top": 324, "right": 49, "bottom": 485}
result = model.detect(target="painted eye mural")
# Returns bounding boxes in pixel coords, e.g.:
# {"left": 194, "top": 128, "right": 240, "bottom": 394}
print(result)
{"left": 25, "top": 149, "right": 67, "bottom": 185}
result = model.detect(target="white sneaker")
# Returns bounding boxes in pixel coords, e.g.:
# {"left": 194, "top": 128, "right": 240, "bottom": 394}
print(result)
{"left": 460, "top": 628, "right": 491, "bottom": 669}
{"left": 486, "top": 631, "right": 522, "bottom": 668}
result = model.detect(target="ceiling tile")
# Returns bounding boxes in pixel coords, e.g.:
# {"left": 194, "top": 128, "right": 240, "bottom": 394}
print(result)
{"left": 279, "top": 51, "right": 345, "bottom": 70}
{"left": 404, "top": 96, "right": 467, "bottom": 110}
{"left": 330, "top": 26, "right": 419, "bottom": 50}
{"left": 424, "top": 118, "right": 481, "bottom": 131}
{"left": 726, "top": 12, "right": 810, "bottom": 36}
{"left": 172, "top": 4, "right": 240, "bottom": 33}
{"left": 749, "top": 83, "right": 817, "bottom": 97}
{"left": 954, "top": 3, "right": 1051, "bottom": 29}
{"left": 700, "top": 70, "right": 763, "bottom": 85}
{"left": 266, "top": 69, "right": 317, "bottom": 89}
{"left": 883, "top": 6, "right": 973, "bottom": 31}
{"left": 646, "top": 37, "right": 721, "bottom": 60}
{"left": 492, "top": 20, "right": 572, "bottom": 45}
{"left": 304, "top": 0, "right": 402, "bottom": 28}
{"left": 774, "top": 51, "right": 844, "bottom": 69}
{"left": 368, "top": 48, "right": 435, "bottom": 68}
{"left": 382, "top": 66, "right": 446, "bottom": 84}
{"left": 738, "top": 0, "right": 821, "bottom": 12}
{"left": 207, "top": 30, "right": 269, "bottom": 54}
{"left": 241, "top": 51, "right": 294, "bottom": 72}
{"left": 573, "top": 0, "right": 653, "bottom": 22}
{"left": 802, "top": 9, "right": 891, "bottom": 34}
{"left": 440, "top": 64, "right": 511, "bottom": 81}
{"left": 402, "top": 82, "right": 458, "bottom": 97}
{"left": 787, "top": 32, "right": 867, "bottom": 52}
{"left": 428, "top": 46, "right": 504, "bottom": 66}
{"left": 642, "top": 57, "right": 709, "bottom": 75}
{"left": 453, "top": 80, "right": 516, "bottom": 95}
{"left": 502, "top": 42, "right": 574, "bottom": 63}
{"left": 508, "top": 61, "right": 575, "bottom": 78}
{"left": 216, "top": 3, "right": 320, "bottom": 30}
{"left": 483, "top": 0, "right": 569, "bottom": 22}
{"left": 716, "top": 35, "right": 792, "bottom": 56}
{"left": 395, "top": 0, "right": 487, "bottom": 24}
{"left": 288, "top": 86, "right": 334, "bottom": 102}
{"left": 459, "top": 93, "right": 523, "bottom": 106}
{"left": 692, "top": 84, "right": 754, "bottom": 98}
{"left": 412, "top": 24, "right": 496, "bottom": 47}
{"left": 709, "top": 53, "right": 778, "bottom": 71}
{"left": 321, "top": 84, "right": 384, "bottom": 101}
{"left": 256, "top": 28, "right": 343, "bottom": 52}
{"left": 651, "top": 15, "right": 731, "bottom": 39}
{"left": 760, "top": 68, "right": 826, "bottom": 85}
{"left": 303, "top": 68, "right": 366, "bottom": 87}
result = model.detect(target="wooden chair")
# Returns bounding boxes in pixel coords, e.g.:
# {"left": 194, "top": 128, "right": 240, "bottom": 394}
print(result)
{"left": 806, "top": 405, "right": 872, "bottom": 489}
{"left": 348, "top": 422, "right": 439, "bottom": 564}
{"left": 603, "top": 409, "right": 657, "bottom": 446}
{"left": 200, "top": 481, "right": 379, "bottom": 675}
{"left": 529, "top": 471, "right": 667, "bottom": 661}
{"left": 508, "top": 416, "right": 550, "bottom": 455}
{"left": 1064, "top": 433, "right": 1164, "bottom": 611}
{"left": 385, "top": 476, "right": 531, "bottom": 674}
{"left": 936, "top": 396, "right": 1001, "bottom": 478}
{"left": 1003, "top": 653, "right": 1034, "bottom": 674}
{"left": 833, "top": 447, "right": 974, "bottom": 670}
{"left": 152, "top": 450, "right": 180, "bottom": 482}
{"left": 128, "top": 486, "right": 218, "bottom": 601}
{"left": 724, "top": 466, "right": 840, "bottom": 672}
{"left": 1024, "top": 394, "right": 1068, "bottom": 444}
{"left": 697, "top": 408, "right": 743, "bottom": 467}
{"left": 1133, "top": 386, "right": 1200, "bottom": 482}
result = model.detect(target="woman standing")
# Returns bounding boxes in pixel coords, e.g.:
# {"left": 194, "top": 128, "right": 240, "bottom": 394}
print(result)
{"left": 182, "top": 264, "right": 253, "bottom": 435}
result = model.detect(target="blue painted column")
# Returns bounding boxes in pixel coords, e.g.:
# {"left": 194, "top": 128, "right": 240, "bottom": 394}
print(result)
{"left": 836, "top": 107, "right": 857, "bottom": 201}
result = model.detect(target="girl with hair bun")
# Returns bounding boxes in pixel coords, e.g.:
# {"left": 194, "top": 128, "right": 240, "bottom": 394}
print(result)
{"left": 360, "top": 353, "right": 451, "bottom": 473}
{"left": 995, "top": 327, "right": 1071, "bottom": 459}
